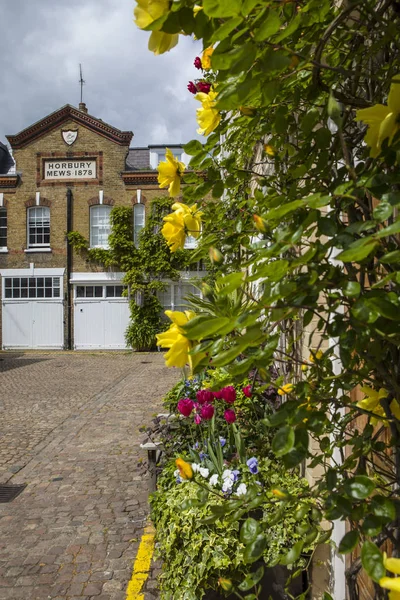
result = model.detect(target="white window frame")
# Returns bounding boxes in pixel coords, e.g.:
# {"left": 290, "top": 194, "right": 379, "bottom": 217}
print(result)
{"left": 133, "top": 203, "right": 145, "bottom": 247}
{"left": 90, "top": 205, "right": 111, "bottom": 249}
{"left": 27, "top": 206, "right": 50, "bottom": 248}
{"left": 0, "top": 207, "right": 7, "bottom": 252}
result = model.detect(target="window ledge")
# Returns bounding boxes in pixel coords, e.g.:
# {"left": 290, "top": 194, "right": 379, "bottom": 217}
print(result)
{"left": 24, "top": 248, "right": 52, "bottom": 253}
{"left": 0, "top": 248, "right": 8, "bottom": 253}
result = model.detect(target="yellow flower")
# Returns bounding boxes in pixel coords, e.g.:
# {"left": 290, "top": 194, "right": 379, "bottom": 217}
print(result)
{"left": 264, "top": 144, "right": 275, "bottom": 156}
{"left": 193, "top": 5, "right": 203, "bottom": 15}
{"left": 253, "top": 214, "right": 267, "bottom": 233}
{"left": 201, "top": 47, "right": 214, "bottom": 70}
{"left": 148, "top": 31, "right": 179, "bottom": 55}
{"left": 156, "top": 310, "right": 204, "bottom": 371}
{"left": 161, "top": 202, "right": 202, "bottom": 252}
{"left": 157, "top": 148, "right": 185, "bottom": 197}
{"left": 309, "top": 349, "right": 323, "bottom": 363}
{"left": 272, "top": 488, "right": 287, "bottom": 499}
{"left": 195, "top": 90, "right": 221, "bottom": 136}
{"left": 385, "top": 555, "right": 400, "bottom": 576}
{"left": 301, "top": 364, "right": 308, "bottom": 372}
{"left": 175, "top": 457, "right": 193, "bottom": 479}
{"left": 380, "top": 577, "right": 400, "bottom": 598}
{"left": 278, "top": 383, "right": 294, "bottom": 396}
{"left": 356, "top": 77, "right": 400, "bottom": 157}
{"left": 133, "top": 0, "right": 169, "bottom": 29}
{"left": 357, "top": 385, "right": 389, "bottom": 425}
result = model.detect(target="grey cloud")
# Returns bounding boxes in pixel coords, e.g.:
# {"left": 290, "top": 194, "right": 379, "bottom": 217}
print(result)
{"left": 0, "top": 0, "right": 203, "bottom": 147}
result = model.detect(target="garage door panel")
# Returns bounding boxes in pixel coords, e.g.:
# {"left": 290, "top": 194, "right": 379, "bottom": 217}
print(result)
{"left": 74, "top": 301, "right": 104, "bottom": 349}
{"left": 33, "top": 302, "right": 64, "bottom": 348}
{"left": 104, "top": 302, "right": 130, "bottom": 349}
{"left": 2, "top": 302, "right": 32, "bottom": 348}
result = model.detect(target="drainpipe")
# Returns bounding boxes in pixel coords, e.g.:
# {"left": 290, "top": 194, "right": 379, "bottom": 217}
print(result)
{"left": 66, "top": 188, "right": 73, "bottom": 350}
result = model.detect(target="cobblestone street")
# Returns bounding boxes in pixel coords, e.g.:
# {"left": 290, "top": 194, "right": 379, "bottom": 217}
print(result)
{"left": 0, "top": 352, "right": 178, "bottom": 600}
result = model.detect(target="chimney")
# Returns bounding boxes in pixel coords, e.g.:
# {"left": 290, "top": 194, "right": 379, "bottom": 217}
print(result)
{"left": 78, "top": 102, "right": 88, "bottom": 114}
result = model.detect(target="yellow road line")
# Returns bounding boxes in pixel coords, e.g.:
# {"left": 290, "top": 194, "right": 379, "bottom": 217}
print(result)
{"left": 126, "top": 524, "right": 156, "bottom": 600}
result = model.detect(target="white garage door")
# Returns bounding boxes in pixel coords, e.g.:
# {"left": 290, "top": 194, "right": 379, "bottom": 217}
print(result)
{"left": 74, "top": 284, "right": 130, "bottom": 349}
{"left": 2, "top": 275, "right": 64, "bottom": 349}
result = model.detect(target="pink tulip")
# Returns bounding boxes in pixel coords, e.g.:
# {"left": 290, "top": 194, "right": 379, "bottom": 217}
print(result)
{"left": 196, "top": 389, "right": 214, "bottom": 405}
{"left": 177, "top": 398, "right": 194, "bottom": 417}
{"left": 224, "top": 409, "right": 236, "bottom": 424}
{"left": 220, "top": 386, "right": 236, "bottom": 404}
{"left": 242, "top": 385, "right": 252, "bottom": 398}
{"left": 200, "top": 403, "right": 215, "bottom": 420}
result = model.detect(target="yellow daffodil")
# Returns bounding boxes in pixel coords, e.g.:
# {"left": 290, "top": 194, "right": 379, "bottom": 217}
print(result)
{"left": 161, "top": 202, "right": 202, "bottom": 252}
{"left": 156, "top": 310, "right": 204, "bottom": 371}
{"left": 278, "top": 383, "right": 294, "bottom": 396}
{"left": 357, "top": 385, "right": 389, "bottom": 425}
{"left": 175, "top": 457, "right": 193, "bottom": 479}
{"left": 157, "top": 148, "right": 185, "bottom": 197}
{"left": 380, "top": 555, "right": 400, "bottom": 599}
{"left": 193, "top": 5, "right": 203, "bottom": 15}
{"left": 156, "top": 310, "right": 194, "bottom": 368}
{"left": 195, "top": 90, "right": 221, "bottom": 136}
{"left": 309, "top": 349, "right": 324, "bottom": 363}
{"left": 201, "top": 47, "right": 214, "bottom": 70}
{"left": 148, "top": 31, "right": 179, "bottom": 55}
{"left": 356, "top": 77, "right": 400, "bottom": 157}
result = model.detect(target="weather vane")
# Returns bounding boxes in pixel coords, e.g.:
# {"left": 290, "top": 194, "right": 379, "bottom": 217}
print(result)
{"left": 79, "top": 64, "right": 85, "bottom": 104}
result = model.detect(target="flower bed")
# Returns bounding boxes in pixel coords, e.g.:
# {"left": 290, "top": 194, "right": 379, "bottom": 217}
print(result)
{"left": 148, "top": 370, "right": 324, "bottom": 599}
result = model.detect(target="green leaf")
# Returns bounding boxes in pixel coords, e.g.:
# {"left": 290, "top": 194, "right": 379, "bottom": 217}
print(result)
{"left": 342, "top": 281, "right": 361, "bottom": 297}
{"left": 338, "top": 530, "right": 359, "bottom": 554}
{"left": 238, "top": 566, "right": 264, "bottom": 591}
{"left": 373, "top": 202, "right": 393, "bottom": 222}
{"left": 240, "top": 518, "right": 261, "bottom": 544}
{"left": 336, "top": 239, "right": 379, "bottom": 262}
{"left": 281, "top": 540, "right": 303, "bottom": 565}
{"left": 212, "top": 43, "right": 256, "bottom": 71}
{"left": 380, "top": 250, "right": 400, "bottom": 263}
{"left": 272, "top": 425, "right": 295, "bottom": 457}
{"left": 203, "top": 0, "right": 242, "bottom": 18}
{"left": 361, "top": 515, "right": 383, "bottom": 537}
{"left": 243, "top": 534, "right": 267, "bottom": 564}
{"left": 370, "top": 496, "right": 396, "bottom": 521}
{"left": 361, "top": 541, "right": 385, "bottom": 582}
{"left": 211, "top": 16, "right": 243, "bottom": 42}
{"left": 344, "top": 476, "right": 375, "bottom": 500}
{"left": 183, "top": 140, "right": 204, "bottom": 155}
{"left": 264, "top": 199, "right": 304, "bottom": 220}
{"left": 211, "top": 343, "right": 246, "bottom": 367}
{"left": 184, "top": 316, "right": 232, "bottom": 340}
{"left": 254, "top": 10, "right": 281, "bottom": 41}
{"left": 375, "top": 219, "right": 400, "bottom": 238}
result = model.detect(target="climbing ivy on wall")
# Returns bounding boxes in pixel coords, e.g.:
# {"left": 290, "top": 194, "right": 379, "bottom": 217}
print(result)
{"left": 67, "top": 197, "right": 205, "bottom": 350}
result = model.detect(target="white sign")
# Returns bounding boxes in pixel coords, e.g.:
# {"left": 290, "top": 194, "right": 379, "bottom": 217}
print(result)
{"left": 62, "top": 130, "right": 78, "bottom": 145}
{"left": 44, "top": 160, "right": 96, "bottom": 180}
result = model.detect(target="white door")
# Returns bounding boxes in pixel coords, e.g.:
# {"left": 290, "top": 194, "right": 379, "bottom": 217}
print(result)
{"left": 2, "top": 276, "right": 63, "bottom": 349}
{"left": 74, "top": 284, "right": 129, "bottom": 349}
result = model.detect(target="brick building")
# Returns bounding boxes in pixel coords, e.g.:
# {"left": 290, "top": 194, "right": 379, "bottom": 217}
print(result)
{"left": 0, "top": 103, "right": 197, "bottom": 350}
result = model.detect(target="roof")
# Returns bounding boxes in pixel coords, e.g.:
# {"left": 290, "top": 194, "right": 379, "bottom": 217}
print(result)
{"left": 7, "top": 104, "right": 133, "bottom": 149}
{"left": 0, "top": 142, "right": 14, "bottom": 174}
{"left": 125, "top": 148, "right": 152, "bottom": 171}
{"left": 126, "top": 145, "right": 184, "bottom": 171}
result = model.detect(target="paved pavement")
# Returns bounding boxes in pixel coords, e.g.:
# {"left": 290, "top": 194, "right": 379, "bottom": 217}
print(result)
{"left": 0, "top": 352, "right": 178, "bottom": 600}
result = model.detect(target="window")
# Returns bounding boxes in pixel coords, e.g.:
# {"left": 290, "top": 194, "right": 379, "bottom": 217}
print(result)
{"left": 27, "top": 206, "right": 50, "bottom": 247}
{"left": 184, "top": 235, "right": 197, "bottom": 250}
{"left": 4, "top": 276, "right": 60, "bottom": 299}
{"left": 76, "top": 285, "right": 103, "bottom": 298}
{"left": 90, "top": 205, "right": 111, "bottom": 248}
{"left": 0, "top": 208, "right": 6, "bottom": 248}
{"left": 133, "top": 204, "right": 145, "bottom": 246}
{"left": 106, "top": 285, "right": 125, "bottom": 298}
{"left": 157, "top": 283, "right": 201, "bottom": 313}
{"left": 157, "top": 151, "right": 182, "bottom": 164}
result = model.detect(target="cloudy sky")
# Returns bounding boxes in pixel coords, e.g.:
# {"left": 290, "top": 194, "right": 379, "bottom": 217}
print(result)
{"left": 0, "top": 0, "right": 202, "bottom": 148}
